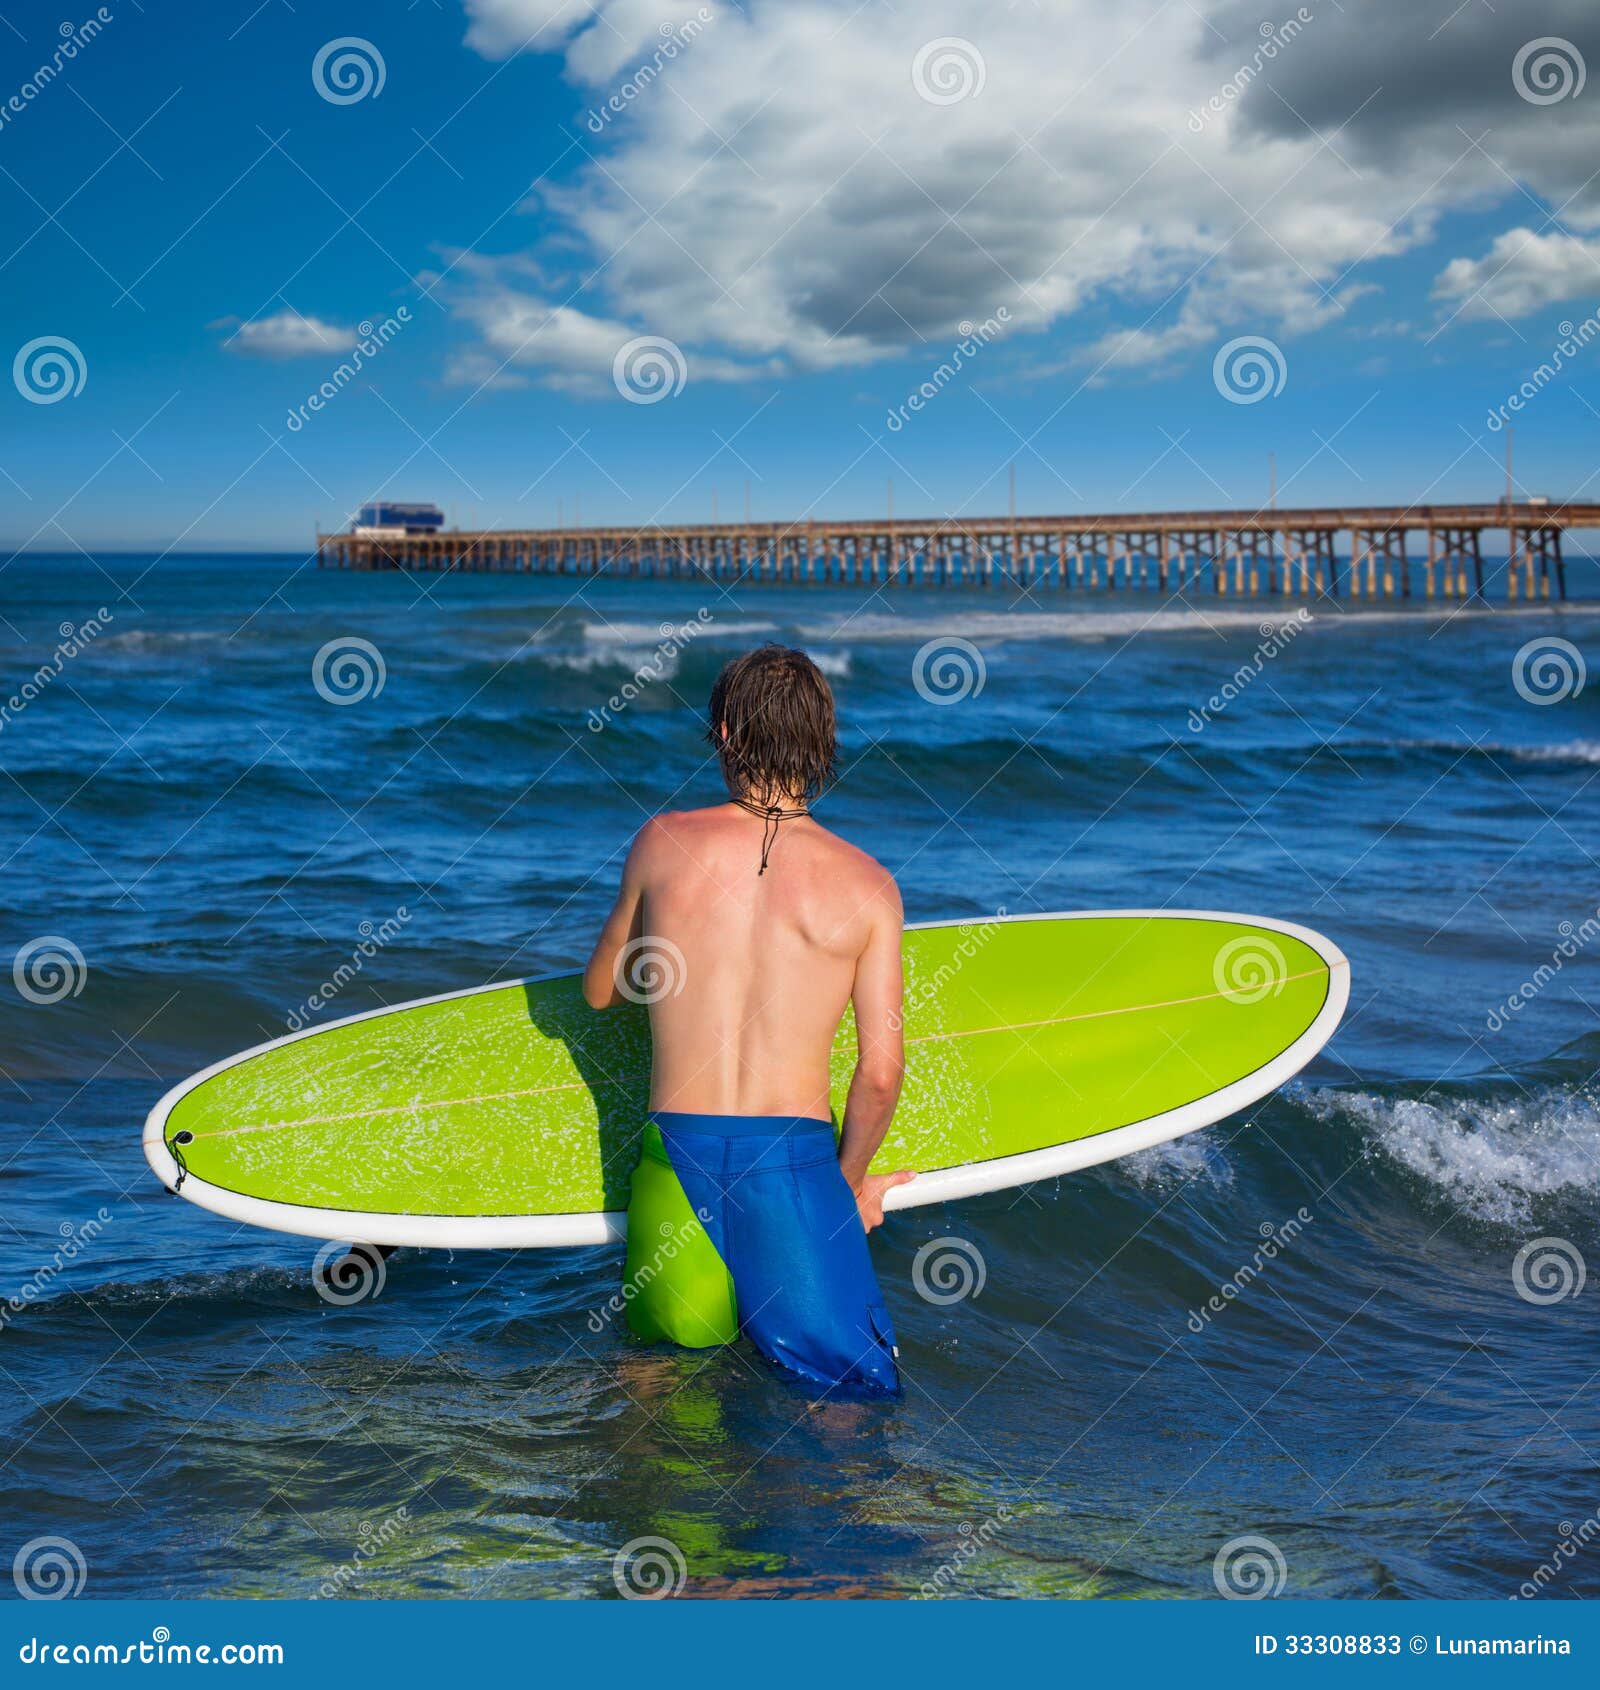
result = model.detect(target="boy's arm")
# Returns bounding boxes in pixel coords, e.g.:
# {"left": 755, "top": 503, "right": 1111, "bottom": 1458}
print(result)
{"left": 838, "top": 871, "right": 914, "bottom": 1231}
{"left": 582, "top": 823, "right": 653, "bottom": 1009}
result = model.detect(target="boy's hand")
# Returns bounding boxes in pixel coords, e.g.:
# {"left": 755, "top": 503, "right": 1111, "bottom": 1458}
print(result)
{"left": 852, "top": 1169, "right": 916, "bottom": 1232}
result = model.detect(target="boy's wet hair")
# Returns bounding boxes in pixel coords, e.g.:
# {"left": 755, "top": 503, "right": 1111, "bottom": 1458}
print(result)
{"left": 707, "top": 644, "right": 838, "bottom": 803}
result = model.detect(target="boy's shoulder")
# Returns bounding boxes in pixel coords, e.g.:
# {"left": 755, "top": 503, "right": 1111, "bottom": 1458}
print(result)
{"left": 635, "top": 805, "right": 716, "bottom": 840}
{"left": 808, "top": 819, "right": 902, "bottom": 911}
{"left": 628, "top": 806, "right": 717, "bottom": 863}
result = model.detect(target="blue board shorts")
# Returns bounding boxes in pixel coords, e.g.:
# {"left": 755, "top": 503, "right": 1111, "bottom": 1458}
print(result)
{"left": 623, "top": 1111, "right": 901, "bottom": 1397}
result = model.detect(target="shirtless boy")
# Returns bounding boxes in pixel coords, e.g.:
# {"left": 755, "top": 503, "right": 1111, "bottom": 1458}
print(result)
{"left": 583, "top": 643, "right": 912, "bottom": 1394}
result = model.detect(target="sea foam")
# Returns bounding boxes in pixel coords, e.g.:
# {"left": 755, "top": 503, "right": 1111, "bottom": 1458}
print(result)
{"left": 1303, "top": 1084, "right": 1600, "bottom": 1228}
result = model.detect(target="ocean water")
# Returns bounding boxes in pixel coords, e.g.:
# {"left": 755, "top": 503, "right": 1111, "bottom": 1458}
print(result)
{"left": 2, "top": 551, "right": 1599, "bottom": 1601}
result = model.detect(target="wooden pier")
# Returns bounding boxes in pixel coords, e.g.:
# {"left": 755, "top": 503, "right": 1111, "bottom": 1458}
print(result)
{"left": 318, "top": 502, "right": 1600, "bottom": 600}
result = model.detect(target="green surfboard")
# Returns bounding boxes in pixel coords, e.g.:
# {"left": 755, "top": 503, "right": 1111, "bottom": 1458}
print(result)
{"left": 144, "top": 911, "right": 1347, "bottom": 1247}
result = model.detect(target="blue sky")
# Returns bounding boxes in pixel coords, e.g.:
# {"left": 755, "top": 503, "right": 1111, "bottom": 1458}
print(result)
{"left": 2, "top": 0, "right": 1599, "bottom": 551}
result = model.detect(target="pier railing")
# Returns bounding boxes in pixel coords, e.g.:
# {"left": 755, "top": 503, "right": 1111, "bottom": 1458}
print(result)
{"left": 317, "top": 502, "right": 1600, "bottom": 599}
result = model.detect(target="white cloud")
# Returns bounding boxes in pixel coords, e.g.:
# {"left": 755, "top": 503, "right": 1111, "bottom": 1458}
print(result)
{"left": 222, "top": 310, "right": 356, "bottom": 359}
{"left": 464, "top": 0, "right": 702, "bottom": 78}
{"left": 452, "top": 0, "right": 1600, "bottom": 390}
{"left": 1083, "top": 281, "right": 1382, "bottom": 380}
{"left": 462, "top": 0, "right": 598, "bottom": 61}
{"left": 445, "top": 268, "right": 765, "bottom": 393}
{"left": 1432, "top": 227, "right": 1600, "bottom": 323}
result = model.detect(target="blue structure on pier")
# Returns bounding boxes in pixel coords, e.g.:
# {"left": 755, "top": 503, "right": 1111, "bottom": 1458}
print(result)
{"left": 353, "top": 502, "right": 445, "bottom": 537}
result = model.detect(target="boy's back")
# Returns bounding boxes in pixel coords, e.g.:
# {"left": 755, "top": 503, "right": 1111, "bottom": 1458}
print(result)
{"left": 628, "top": 803, "right": 902, "bottom": 1120}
